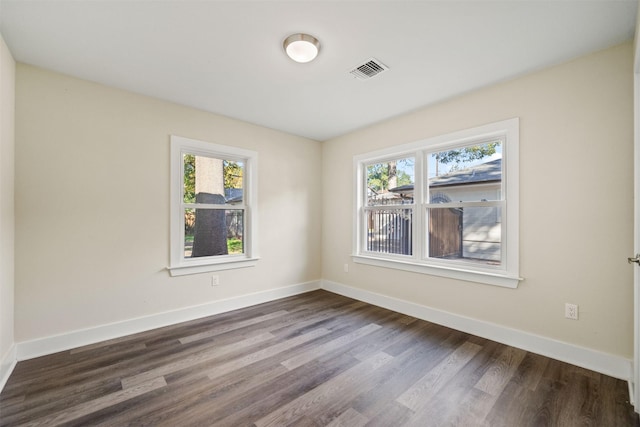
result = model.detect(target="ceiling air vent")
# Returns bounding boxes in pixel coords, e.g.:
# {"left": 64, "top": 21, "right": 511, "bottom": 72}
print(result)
{"left": 349, "top": 58, "right": 389, "bottom": 80}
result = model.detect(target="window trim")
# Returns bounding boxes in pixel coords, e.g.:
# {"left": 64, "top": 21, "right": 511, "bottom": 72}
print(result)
{"left": 168, "top": 135, "right": 259, "bottom": 277}
{"left": 353, "top": 118, "right": 521, "bottom": 288}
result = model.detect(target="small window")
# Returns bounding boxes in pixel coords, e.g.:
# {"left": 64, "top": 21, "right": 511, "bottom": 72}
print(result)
{"left": 353, "top": 119, "right": 520, "bottom": 288}
{"left": 169, "top": 136, "right": 258, "bottom": 276}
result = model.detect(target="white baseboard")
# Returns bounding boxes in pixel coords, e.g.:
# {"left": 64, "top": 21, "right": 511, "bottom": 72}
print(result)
{"left": 0, "top": 343, "right": 17, "bottom": 393}
{"left": 321, "top": 279, "right": 632, "bottom": 381}
{"left": 10, "top": 278, "right": 633, "bottom": 384}
{"left": 17, "top": 280, "right": 321, "bottom": 361}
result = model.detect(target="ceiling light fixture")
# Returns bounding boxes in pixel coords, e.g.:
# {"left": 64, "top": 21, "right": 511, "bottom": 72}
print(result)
{"left": 283, "top": 33, "right": 320, "bottom": 63}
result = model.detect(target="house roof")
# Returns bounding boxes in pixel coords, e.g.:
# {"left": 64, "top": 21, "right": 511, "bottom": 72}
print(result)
{"left": 225, "top": 188, "right": 243, "bottom": 204}
{"left": 389, "top": 158, "right": 501, "bottom": 195}
{"left": 429, "top": 158, "right": 502, "bottom": 187}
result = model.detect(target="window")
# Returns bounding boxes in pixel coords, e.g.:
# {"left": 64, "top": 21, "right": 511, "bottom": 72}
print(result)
{"left": 169, "top": 135, "right": 258, "bottom": 276}
{"left": 353, "top": 118, "right": 520, "bottom": 288}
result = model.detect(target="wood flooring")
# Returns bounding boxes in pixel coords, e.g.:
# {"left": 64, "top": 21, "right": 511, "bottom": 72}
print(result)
{"left": 0, "top": 290, "right": 637, "bottom": 426}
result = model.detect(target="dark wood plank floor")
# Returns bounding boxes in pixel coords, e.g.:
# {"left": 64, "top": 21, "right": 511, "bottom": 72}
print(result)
{"left": 1, "top": 290, "right": 638, "bottom": 426}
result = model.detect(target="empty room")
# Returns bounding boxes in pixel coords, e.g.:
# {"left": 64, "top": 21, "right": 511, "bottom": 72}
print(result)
{"left": 1, "top": 1, "right": 640, "bottom": 425}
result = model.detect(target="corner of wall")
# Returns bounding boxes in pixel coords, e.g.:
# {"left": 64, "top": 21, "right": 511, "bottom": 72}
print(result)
{"left": 0, "top": 33, "right": 17, "bottom": 394}
{"left": 0, "top": 344, "right": 16, "bottom": 392}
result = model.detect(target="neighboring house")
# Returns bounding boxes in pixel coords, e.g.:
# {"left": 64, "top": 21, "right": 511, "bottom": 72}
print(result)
{"left": 225, "top": 188, "right": 243, "bottom": 204}
{"left": 385, "top": 158, "right": 502, "bottom": 262}
{"left": 429, "top": 158, "right": 502, "bottom": 262}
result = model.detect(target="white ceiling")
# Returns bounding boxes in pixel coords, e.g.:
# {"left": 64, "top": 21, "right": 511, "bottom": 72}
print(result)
{"left": 0, "top": 1, "right": 637, "bottom": 141}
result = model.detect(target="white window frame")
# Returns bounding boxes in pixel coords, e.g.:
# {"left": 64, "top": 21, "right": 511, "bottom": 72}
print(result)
{"left": 353, "top": 118, "right": 521, "bottom": 288}
{"left": 168, "top": 135, "right": 259, "bottom": 276}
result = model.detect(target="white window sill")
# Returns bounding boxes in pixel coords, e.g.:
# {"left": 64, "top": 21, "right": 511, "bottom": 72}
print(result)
{"left": 352, "top": 255, "right": 522, "bottom": 289}
{"left": 168, "top": 257, "right": 259, "bottom": 277}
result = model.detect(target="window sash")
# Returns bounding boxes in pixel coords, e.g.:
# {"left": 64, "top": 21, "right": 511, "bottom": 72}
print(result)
{"left": 424, "top": 200, "right": 504, "bottom": 209}
{"left": 424, "top": 203, "right": 505, "bottom": 270}
{"left": 182, "top": 203, "right": 247, "bottom": 210}
{"left": 181, "top": 207, "right": 246, "bottom": 259}
{"left": 361, "top": 205, "right": 416, "bottom": 258}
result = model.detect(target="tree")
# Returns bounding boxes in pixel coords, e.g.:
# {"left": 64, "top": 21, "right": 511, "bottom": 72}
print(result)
{"left": 366, "top": 163, "right": 387, "bottom": 193}
{"left": 183, "top": 156, "right": 244, "bottom": 203}
{"left": 184, "top": 154, "right": 196, "bottom": 203}
{"left": 434, "top": 142, "right": 500, "bottom": 175}
{"left": 367, "top": 158, "right": 414, "bottom": 193}
{"left": 183, "top": 155, "right": 246, "bottom": 257}
{"left": 192, "top": 156, "right": 226, "bottom": 257}
{"left": 223, "top": 160, "right": 243, "bottom": 189}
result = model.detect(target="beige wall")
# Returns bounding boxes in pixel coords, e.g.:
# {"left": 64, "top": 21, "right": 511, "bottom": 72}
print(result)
{"left": 10, "top": 41, "right": 635, "bottom": 360}
{"left": 322, "top": 43, "right": 634, "bottom": 358}
{"left": 0, "top": 34, "right": 15, "bottom": 365}
{"left": 14, "top": 65, "right": 322, "bottom": 341}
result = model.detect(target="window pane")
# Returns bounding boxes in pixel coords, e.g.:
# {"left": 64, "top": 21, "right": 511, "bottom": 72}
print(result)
{"left": 183, "top": 153, "right": 244, "bottom": 205}
{"left": 428, "top": 206, "right": 501, "bottom": 265}
{"left": 428, "top": 141, "right": 501, "bottom": 201}
{"left": 366, "top": 157, "right": 414, "bottom": 206}
{"left": 366, "top": 209, "right": 412, "bottom": 255}
{"left": 184, "top": 208, "right": 244, "bottom": 258}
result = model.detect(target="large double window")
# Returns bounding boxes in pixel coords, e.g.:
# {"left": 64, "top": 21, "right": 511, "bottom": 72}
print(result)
{"left": 354, "top": 119, "right": 520, "bottom": 288}
{"left": 169, "top": 135, "right": 258, "bottom": 276}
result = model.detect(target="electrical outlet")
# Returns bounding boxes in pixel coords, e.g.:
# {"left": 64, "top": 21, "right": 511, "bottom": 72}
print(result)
{"left": 211, "top": 275, "right": 220, "bottom": 287}
{"left": 565, "top": 303, "right": 578, "bottom": 320}
{"left": 344, "top": 263, "right": 349, "bottom": 273}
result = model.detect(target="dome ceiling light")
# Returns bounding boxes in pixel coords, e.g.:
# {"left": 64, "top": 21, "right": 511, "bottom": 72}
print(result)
{"left": 283, "top": 33, "right": 320, "bottom": 63}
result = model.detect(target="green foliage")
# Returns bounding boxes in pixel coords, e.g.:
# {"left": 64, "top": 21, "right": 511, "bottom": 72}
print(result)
{"left": 184, "top": 154, "right": 196, "bottom": 203}
{"left": 397, "top": 170, "right": 412, "bottom": 186}
{"left": 227, "top": 238, "right": 243, "bottom": 254}
{"left": 367, "top": 158, "right": 414, "bottom": 192}
{"left": 223, "top": 160, "right": 243, "bottom": 189}
{"left": 434, "top": 142, "right": 500, "bottom": 167}
{"left": 367, "top": 163, "right": 387, "bottom": 193}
